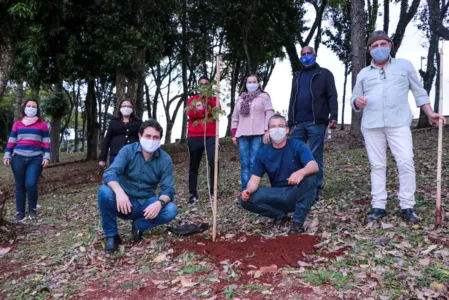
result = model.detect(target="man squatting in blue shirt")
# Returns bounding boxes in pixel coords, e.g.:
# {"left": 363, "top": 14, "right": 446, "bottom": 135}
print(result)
{"left": 98, "top": 119, "right": 177, "bottom": 253}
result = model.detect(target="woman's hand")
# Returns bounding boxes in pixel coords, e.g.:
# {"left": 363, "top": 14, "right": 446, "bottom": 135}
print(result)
{"left": 3, "top": 158, "right": 10, "bottom": 167}
{"left": 232, "top": 137, "right": 238, "bottom": 146}
{"left": 42, "top": 159, "right": 49, "bottom": 168}
{"left": 99, "top": 161, "right": 106, "bottom": 168}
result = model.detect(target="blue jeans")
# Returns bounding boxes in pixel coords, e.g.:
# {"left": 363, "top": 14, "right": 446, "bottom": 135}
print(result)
{"left": 290, "top": 122, "right": 326, "bottom": 191}
{"left": 98, "top": 184, "right": 178, "bottom": 237}
{"left": 239, "top": 175, "right": 317, "bottom": 223}
{"left": 238, "top": 135, "right": 263, "bottom": 190}
{"left": 10, "top": 154, "right": 43, "bottom": 214}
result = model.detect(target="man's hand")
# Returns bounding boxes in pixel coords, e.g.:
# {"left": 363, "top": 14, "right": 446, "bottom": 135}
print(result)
{"left": 241, "top": 190, "right": 251, "bottom": 201}
{"left": 428, "top": 112, "right": 447, "bottom": 128}
{"left": 262, "top": 132, "right": 270, "bottom": 144}
{"left": 144, "top": 201, "right": 162, "bottom": 219}
{"left": 287, "top": 170, "right": 305, "bottom": 185}
{"left": 329, "top": 120, "right": 337, "bottom": 129}
{"left": 355, "top": 96, "right": 368, "bottom": 109}
{"left": 116, "top": 191, "right": 132, "bottom": 214}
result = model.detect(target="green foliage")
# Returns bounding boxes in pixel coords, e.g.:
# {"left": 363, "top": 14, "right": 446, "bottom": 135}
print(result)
{"left": 40, "top": 95, "right": 70, "bottom": 118}
{"left": 185, "top": 81, "right": 226, "bottom": 126}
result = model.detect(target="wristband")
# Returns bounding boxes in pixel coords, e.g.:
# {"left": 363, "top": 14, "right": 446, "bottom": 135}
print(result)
{"left": 158, "top": 199, "right": 167, "bottom": 208}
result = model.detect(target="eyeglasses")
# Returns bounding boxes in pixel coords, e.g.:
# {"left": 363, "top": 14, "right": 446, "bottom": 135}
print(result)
{"left": 269, "top": 124, "right": 287, "bottom": 129}
{"left": 121, "top": 105, "right": 133, "bottom": 109}
{"left": 379, "top": 68, "right": 386, "bottom": 80}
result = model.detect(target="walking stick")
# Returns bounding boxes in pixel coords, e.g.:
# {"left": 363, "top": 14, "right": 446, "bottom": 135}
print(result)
{"left": 212, "top": 55, "right": 220, "bottom": 241}
{"left": 436, "top": 42, "right": 444, "bottom": 227}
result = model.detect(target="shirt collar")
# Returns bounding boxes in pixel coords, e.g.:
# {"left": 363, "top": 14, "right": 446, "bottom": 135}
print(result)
{"left": 134, "top": 143, "right": 160, "bottom": 158}
{"left": 370, "top": 56, "right": 392, "bottom": 69}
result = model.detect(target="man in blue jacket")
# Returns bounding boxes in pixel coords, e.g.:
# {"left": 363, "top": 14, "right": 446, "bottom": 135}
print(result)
{"left": 288, "top": 46, "right": 338, "bottom": 200}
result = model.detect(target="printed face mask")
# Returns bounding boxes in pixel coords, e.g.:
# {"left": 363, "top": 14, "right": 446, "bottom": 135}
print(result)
{"left": 24, "top": 107, "right": 38, "bottom": 117}
{"left": 370, "top": 46, "right": 391, "bottom": 61}
{"left": 246, "top": 83, "right": 259, "bottom": 92}
{"left": 269, "top": 127, "right": 287, "bottom": 144}
{"left": 300, "top": 54, "right": 316, "bottom": 66}
{"left": 120, "top": 107, "right": 133, "bottom": 117}
{"left": 140, "top": 139, "right": 161, "bottom": 153}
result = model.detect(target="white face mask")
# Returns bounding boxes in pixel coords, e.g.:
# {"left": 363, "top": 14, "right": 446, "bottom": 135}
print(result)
{"left": 120, "top": 107, "right": 133, "bottom": 117}
{"left": 269, "top": 127, "right": 287, "bottom": 144}
{"left": 246, "top": 83, "right": 259, "bottom": 93}
{"left": 24, "top": 107, "right": 38, "bottom": 117}
{"left": 140, "top": 139, "right": 161, "bottom": 153}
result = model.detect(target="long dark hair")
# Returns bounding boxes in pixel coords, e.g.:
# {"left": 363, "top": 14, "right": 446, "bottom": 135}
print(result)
{"left": 114, "top": 98, "right": 139, "bottom": 120}
{"left": 240, "top": 74, "right": 268, "bottom": 95}
{"left": 21, "top": 98, "right": 42, "bottom": 121}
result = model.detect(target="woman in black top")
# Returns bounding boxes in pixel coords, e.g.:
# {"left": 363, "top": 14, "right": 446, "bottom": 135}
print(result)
{"left": 99, "top": 98, "right": 142, "bottom": 167}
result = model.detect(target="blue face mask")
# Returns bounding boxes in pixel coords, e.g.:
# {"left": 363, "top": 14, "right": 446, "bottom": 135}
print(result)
{"left": 300, "top": 54, "right": 316, "bottom": 66}
{"left": 370, "top": 46, "right": 391, "bottom": 61}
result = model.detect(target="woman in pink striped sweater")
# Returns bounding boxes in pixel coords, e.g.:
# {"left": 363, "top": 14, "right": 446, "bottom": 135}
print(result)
{"left": 3, "top": 99, "right": 51, "bottom": 222}
{"left": 231, "top": 75, "right": 274, "bottom": 190}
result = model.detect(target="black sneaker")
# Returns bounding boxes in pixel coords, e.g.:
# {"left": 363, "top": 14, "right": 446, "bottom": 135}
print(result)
{"left": 105, "top": 235, "right": 122, "bottom": 253}
{"left": 271, "top": 215, "right": 290, "bottom": 228}
{"left": 188, "top": 195, "right": 198, "bottom": 204}
{"left": 29, "top": 209, "right": 38, "bottom": 219}
{"left": 131, "top": 221, "right": 143, "bottom": 242}
{"left": 402, "top": 208, "right": 420, "bottom": 224}
{"left": 15, "top": 212, "right": 26, "bottom": 222}
{"left": 288, "top": 222, "right": 305, "bottom": 235}
{"left": 366, "top": 208, "right": 387, "bottom": 223}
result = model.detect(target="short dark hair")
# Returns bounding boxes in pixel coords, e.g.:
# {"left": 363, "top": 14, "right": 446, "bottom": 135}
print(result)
{"left": 21, "top": 98, "right": 42, "bottom": 121}
{"left": 198, "top": 75, "right": 210, "bottom": 83}
{"left": 139, "top": 119, "right": 163, "bottom": 138}
{"left": 114, "top": 98, "right": 139, "bottom": 120}
{"left": 268, "top": 114, "right": 287, "bottom": 127}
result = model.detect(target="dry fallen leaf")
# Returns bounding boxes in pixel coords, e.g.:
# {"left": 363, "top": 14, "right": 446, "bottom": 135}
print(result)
{"left": 180, "top": 276, "right": 199, "bottom": 287}
{"left": 153, "top": 254, "right": 167, "bottom": 263}
{"left": 0, "top": 247, "right": 11, "bottom": 256}
{"left": 225, "top": 233, "right": 235, "bottom": 239}
{"left": 419, "top": 258, "right": 430, "bottom": 266}
{"left": 260, "top": 264, "right": 278, "bottom": 274}
{"left": 254, "top": 270, "right": 262, "bottom": 278}
{"left": 422, "top": 245, "right": 438, "bottom": 255}
{"left": 151, "top": 279, "right": 170, "bottom": 285}
{"left": 381, "top": 222, "right": 394, "bottom": 230}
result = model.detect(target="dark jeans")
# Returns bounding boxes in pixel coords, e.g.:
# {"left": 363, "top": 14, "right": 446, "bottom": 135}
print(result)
{"left": 10, "top": 154, "right": 44, "bottom": 214}
{"left": 290, "top": 121, "right": 326, "bottom": 191}
{"left": 97, "top": 184, "right": 178, "bottom": 237}
{"left": 188, "top": 136, "right": 217, "bottom": 197}
{"left": 238, "top": 135, "right": 263, "bottom": 190}
{"left": 239, "top": 175, "right": 317, "bottom": 223}
{"left": 109, "top": 155, "right": 116, "bottom": 165}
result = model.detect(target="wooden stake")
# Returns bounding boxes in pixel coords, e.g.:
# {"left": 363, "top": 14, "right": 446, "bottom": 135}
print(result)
{"left": 436, "top": 42, "right": 444, "bottom": 227}
{"left": 212, "top": 56, "right": 220, "bottom": 241}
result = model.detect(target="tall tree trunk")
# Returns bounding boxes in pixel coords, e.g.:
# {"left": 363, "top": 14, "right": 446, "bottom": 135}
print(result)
{"left": 74, "top": 82, "right": 80, "bottom": 152}
{"left": 390, "top": 0, "right": 420, "bottom": 58}
{"left": 135, "top": 73, "right": 145, "bottom": 120}
{"left": 340, "top": 63, "right": 349, "bottom": 130}
{"left": 31, "top": 85, "right": 39, "bottom": 100}
{"left": 13, "top": 81, "right": 24, "bottom": 122}
{"left": 180, "top": 0, "right": 189, "bottom": 142}
{"left": 417, "top": 33, "right": 439, "bottom": 128}
{"left": 50, "top": 81, "right": 64, "bottom": 163}
{"left": 350, "top": 0, "right": 366, "bottom": 141}
{"left": 116, "top": 68, "right": 126, "bottom": 107}
{"left": 86, "top": 79, "right": 99, "bottom": 160}
{"left": 434, "top": 50, "right": 441, "bottom": 113}
{"left": 81, "top": 112, "right": 86, "bottom": 152}
{"left": 144, "top": 81, "right": 152, "bottom": 118}
{"left": 383, "top": 0, "right": 389, "bottom": 34}
{"left": 226, "top": 59, "right": 241, "bottom": 136}
{"left": 285, "top": 41, "right": 302, "bottom": 73}
{"left": 0, "top": 35, "right": 12, "bottom": 101}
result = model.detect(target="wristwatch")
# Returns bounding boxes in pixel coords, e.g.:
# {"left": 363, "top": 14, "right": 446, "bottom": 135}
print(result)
{"left": 158, "top": 199, "right": 167, "bottom": 208}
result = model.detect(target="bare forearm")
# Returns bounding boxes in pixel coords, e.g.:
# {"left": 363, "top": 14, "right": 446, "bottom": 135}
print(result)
{"left": 300, "top": 161, "right": 319, "bottom": 177}
{"left": 246, "top": 176, "right": 260, "bottom": 194}
{"left": 421, "top": 103, "right": 434, "bottom": 117}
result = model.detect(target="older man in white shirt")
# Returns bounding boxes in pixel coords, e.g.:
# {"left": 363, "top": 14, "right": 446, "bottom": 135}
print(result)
{"left": 350, "top": 30, "right": 445, "bottom": 224}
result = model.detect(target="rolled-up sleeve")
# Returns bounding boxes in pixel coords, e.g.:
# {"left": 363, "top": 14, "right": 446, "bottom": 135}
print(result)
{"left": 407, "top": 61, "right": 429, "bottom": 107}
{"left": 103, "top": 147, "right": 129, "bottom": 183}
{"left": 158, "top": 158, "right": 175, "bottom": 201}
